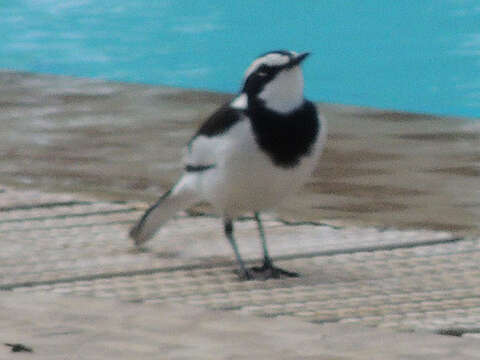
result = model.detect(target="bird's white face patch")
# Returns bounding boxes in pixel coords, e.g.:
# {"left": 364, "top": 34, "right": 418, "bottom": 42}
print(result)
{"left": 258, "top": 66, "right": 304, "bottom": 114}
{"left": 244, "top": 53, "right": 291, "bottom": 80}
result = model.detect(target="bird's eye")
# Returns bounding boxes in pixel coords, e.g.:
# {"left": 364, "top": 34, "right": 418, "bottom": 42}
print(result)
{"left": 256, "top": 64, "right": 269, "bottom": 77}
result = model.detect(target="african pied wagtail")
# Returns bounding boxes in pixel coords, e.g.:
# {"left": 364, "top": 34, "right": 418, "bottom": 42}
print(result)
{"left": 130, "top": 50, "right": 327, "bottom": 280}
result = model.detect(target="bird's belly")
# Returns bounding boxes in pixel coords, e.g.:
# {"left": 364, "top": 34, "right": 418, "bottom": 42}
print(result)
{"left": 204, "top": 146, "right": 317, "bottom": 218}
{"left": 194, "top": 117, "right": 323, "bottom": 218}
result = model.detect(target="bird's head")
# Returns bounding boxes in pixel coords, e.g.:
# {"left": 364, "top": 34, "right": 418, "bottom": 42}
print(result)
{"left": 239, "top": 50, "right": 310, "bottom": 114}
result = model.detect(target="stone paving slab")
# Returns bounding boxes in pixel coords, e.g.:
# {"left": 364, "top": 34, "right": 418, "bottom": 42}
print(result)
{"left": 1, "top": 186, "right": 480, "bottom": 335}
{"left": 0, "top": 185, "right": 458, "bottom": 288}
{"left": 12, "top": 244, "right": 480, "bottom": 333}
{"left": 2, "top": 292, "right": 480, "bottom": 360}
{"left": 1, "top": 71, "right": 479, "bottom": 235}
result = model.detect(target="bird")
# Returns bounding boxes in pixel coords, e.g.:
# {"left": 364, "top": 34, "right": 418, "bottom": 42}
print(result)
{"left": 129, "top": 50, "right": 327, "bottom": 280}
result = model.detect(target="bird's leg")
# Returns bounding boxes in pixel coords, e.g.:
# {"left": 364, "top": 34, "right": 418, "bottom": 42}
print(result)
{"left": 251, "top": 212, "right": 299, "bottom": 279}
{"left": 224, "top": 219, "right": 252, "bottom": 280}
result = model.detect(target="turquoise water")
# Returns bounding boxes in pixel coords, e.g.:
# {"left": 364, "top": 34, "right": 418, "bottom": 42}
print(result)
{"left": 1, "top": 1, "right": 479, "bottom": 118}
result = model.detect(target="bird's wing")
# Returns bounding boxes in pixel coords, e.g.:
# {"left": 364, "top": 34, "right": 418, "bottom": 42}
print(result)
{"left": 183, "top": 104, "right": 243, "bottom": 171}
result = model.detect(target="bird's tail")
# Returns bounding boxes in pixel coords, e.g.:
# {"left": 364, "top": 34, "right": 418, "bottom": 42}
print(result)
{"left": 129, "top": 176, "right": 198, "bottom": 246}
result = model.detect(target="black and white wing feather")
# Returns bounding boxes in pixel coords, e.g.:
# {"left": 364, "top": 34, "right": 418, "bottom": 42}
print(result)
{"left": 184, "top": 104, "right": 243, "bottom": 172}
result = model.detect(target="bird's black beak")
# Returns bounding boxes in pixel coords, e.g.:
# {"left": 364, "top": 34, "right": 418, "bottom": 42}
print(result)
{"left": 290, "top": 52, "right": 310, "bottom": 66}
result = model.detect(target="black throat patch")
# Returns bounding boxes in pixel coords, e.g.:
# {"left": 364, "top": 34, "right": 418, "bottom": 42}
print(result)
{"left": 247, "top": 100, "right": 319, "bottom": 168}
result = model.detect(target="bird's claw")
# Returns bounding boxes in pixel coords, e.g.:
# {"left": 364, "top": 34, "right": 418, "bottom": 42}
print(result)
{"left": 250, "top": 263, "right": 299, "bottom": 280}
{"left": 235, "top": 263, "right": 299, "bottom": 280}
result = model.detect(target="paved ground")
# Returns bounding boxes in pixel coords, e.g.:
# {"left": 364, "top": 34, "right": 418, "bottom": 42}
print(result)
{"left": 1, "top": 185, "right": 480, "bottom": 358}
{"left": 1, "top": 70, "right": 479, "bottom": 235}
{"left": 2, "top": 292, "right": 480, "bottom": 360}
{"left": 1, "top": 71, "right": 479, "bottom": 358}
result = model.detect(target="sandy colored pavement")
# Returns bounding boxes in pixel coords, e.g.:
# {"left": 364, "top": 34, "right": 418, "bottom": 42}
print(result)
{"left": 1, "top": 71, "right": 479, "bottom": 358}
{"left": 0, "top": 70, "right": 478, "bottom": 235}
{"left": 2, "top": 292, "right": 480, "bottom": 360}
{"left": 0, "top": 185, "right": 479, "bottom": 359}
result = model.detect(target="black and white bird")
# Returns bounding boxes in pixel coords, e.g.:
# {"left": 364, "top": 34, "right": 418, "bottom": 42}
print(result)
{"left": 130, "top": 50, "right": 327, "bottom": 280}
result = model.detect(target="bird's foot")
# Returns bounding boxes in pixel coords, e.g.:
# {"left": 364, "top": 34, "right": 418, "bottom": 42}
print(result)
{"left": 234, "top": 266, "right": 298, "bottom": 280}
{"left": 233, "top": 260, "right": 299, "bottom": 281}
{"left": 234, "top": 269, "right": 254, "bottom": 281}
{"left": 250, "top": 264, "right": 299, "bottom": 280}
{"left": 248, "top": 261, "right": 299, "bottom": 280}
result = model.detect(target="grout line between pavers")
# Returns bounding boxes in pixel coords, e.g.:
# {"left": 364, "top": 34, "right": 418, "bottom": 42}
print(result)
{"left": 273, "top": 236, "right": 466, "bottom": 262}
{"left": 0, "top": 208, "right": 138, "bottom": 224}
{"left": 0, "top": 235, "right": 466, "bottom": 291}
{"left": 0, "top": 200, "right": 94, "bottom": 212}
{"left": 0, "top": 220, "right": 134, "bottom": 233}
